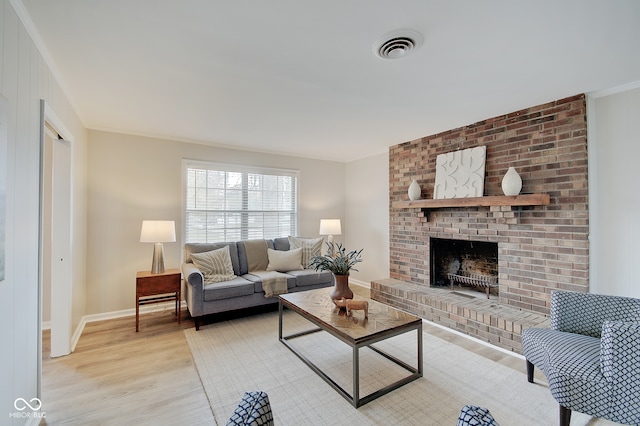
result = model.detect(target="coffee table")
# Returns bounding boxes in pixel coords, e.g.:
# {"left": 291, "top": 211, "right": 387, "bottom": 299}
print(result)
{"left": 279, "top": 288, "right": 423, "bottom": 408}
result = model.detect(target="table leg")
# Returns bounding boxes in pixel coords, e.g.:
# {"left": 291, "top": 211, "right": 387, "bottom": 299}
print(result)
{"left": 353, "top": 345, "right": 360, "bottom": 408}
{"left": 136, "top": 296, "right": 140, "bottom": 332}
{"left": 278, "top": 301, "right": 283, "bottom": 340}
{"left": 418, "top": 323, "right": 423, "bottom": 375}
{"left": 176, "top": 290, "right": 181, "bottom": 324}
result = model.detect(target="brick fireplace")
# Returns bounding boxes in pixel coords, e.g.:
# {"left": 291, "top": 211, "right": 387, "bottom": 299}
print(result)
{"left": 371, "top": 94, "right": 588, "bottom": 352}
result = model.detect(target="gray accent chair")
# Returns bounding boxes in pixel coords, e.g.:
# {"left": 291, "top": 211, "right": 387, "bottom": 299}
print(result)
{"left": 522, "top": 290, "right": 640, "bottom": 426}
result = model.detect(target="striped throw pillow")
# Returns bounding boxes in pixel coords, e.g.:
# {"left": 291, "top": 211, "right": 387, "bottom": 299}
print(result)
{"left": 288, "top": 236, "right": 324, "bottom": 269}
{"left": 190, "top": 246, "right": 237, "bottom": 284}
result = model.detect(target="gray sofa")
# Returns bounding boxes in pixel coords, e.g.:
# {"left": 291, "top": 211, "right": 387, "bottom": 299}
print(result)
{"left": 182, "top": 237, "right": 333, "bottom": 330}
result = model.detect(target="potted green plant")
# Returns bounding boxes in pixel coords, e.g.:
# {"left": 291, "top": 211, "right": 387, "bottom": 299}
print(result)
{"left": 309, "top": 242, "right": 363, "bottom": 302}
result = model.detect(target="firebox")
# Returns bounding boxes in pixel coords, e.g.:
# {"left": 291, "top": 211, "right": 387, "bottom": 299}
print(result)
{"left": 430, "top": 238, "right": 498, "bottom": 298}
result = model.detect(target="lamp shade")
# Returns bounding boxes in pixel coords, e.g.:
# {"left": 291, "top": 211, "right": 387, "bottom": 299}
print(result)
{"left": 319, "top": 219, "right": 341, "bottom": 236}
{"left": 140, "top": 220, "right": 176, "bottom": 243}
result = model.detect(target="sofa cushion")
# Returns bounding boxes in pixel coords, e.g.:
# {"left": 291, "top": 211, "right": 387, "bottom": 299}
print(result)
{"left": 288, "top": 236, "right": 324, "bottom": 268}
{"left": 244, "top": 240, "right": 269, "bottom": 272}
{"left": 272, "top": 237, "right": 290, "bottom": 251}
{"left": 204, "top": 277, "right": 255, "bottom": 301}
{"left": 266, "top": 248, "right": 303, "bottom": 272}
{"left": 190, "top": 246, "right": 237, "bottom": 284}
{"left": 285, "top": 269, "right": 333, "bottom": 287}
{"left": 185, "top": 242, "right": 240, "bottom": 275}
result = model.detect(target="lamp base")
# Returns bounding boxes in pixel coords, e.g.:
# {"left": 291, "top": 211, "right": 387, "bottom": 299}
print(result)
{"left": 326, "top": 235, "right": 334, "bottom": 256}
{"left": 150, "top": 242, "right": 165, "bottom": 274}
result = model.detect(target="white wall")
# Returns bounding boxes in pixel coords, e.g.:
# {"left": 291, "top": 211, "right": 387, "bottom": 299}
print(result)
{"left": 85, "top": 130, "right": 345, "bottom": 314}
{"left": 345, "top": 151, "right": 389, "bottom": 285}
{"left": 589, "top": 85, "right": 640, "bottom": 298}
{"left": 0, "top": 0, "right": 87, "bottom": 422}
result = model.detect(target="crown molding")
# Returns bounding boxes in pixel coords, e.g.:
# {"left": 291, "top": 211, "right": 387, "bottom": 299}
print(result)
{"left": 588, "top": 80, "right": 640, "bottom": 98}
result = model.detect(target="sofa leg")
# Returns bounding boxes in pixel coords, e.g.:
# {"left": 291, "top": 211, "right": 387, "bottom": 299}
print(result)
{"left": 526, "top": 359, "right": 534, "bottom": 383}
{"left": 559, "top": 405, "right": 571, "bottom": 426}
{"left": 195, "top": 317, "right": 200, "bottom": 331}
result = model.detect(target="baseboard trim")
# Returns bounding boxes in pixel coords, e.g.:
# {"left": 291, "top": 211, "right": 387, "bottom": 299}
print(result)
{"left": 349, "top": 278, "right": 370, "bottom": 288}
{"left": 84, "top": 300, "right": 187, "bottom": 323}
{"left": 44, "top": 301, "right": 188, "bottom": 353}
{"left": 53, "top": 283, "right": 369, "bottom": 353}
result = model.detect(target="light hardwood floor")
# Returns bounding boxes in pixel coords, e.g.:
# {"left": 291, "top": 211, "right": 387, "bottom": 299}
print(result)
{"left": 41, "top": 306, "right": 214, "bottom": 425}
{"left": 40, "top": 285, "right": 530, "bottom": 425}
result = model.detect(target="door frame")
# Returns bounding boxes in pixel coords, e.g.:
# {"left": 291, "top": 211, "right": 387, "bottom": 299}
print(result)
{"left": 38, "top": 100, "right": 74, "bottom": 395}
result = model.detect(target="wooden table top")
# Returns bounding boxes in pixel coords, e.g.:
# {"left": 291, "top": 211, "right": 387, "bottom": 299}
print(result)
{"left": 280, "top": 288, "right": 421, "bottom": 344}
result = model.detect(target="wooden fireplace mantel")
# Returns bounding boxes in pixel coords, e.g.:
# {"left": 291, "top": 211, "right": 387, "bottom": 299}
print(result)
{"left": 392, "top": 194, "right": 550, "bottom": 221}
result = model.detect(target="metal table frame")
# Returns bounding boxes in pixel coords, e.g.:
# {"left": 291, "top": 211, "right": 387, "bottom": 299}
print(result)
{"left": 278, "top": 300, "right": 423, "bottom": 408}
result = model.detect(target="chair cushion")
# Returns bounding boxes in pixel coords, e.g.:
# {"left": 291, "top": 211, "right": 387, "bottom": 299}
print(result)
{"left": 546, "top": 331, "right": 602, "bottom": 382}
{"left": 226, "top": 391, "right": 273, "bottom": 426}
{"left": 523, "top": 328, "right": 602, "bottom": 380}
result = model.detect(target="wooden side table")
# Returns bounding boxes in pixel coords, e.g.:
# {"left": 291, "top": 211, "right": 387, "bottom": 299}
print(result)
{"left": 136, "top": 268, "right": 181, "bottom": 332}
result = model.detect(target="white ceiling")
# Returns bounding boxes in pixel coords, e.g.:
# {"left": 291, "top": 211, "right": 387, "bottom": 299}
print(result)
{"left": 20, "top": 0, "right": 640, "bottom": 162}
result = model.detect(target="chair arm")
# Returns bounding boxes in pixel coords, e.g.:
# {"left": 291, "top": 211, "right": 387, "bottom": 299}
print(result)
{"left": 601, "top": 320, "right": 640, "bottom": 383}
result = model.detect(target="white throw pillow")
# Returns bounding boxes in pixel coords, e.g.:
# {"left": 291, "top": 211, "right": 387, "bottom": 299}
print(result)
{"left": 288, "top": 236, "right": 324, "bottom": 269}
{"left": 190, "top": 246, "right": 237, "bottom": 284}
{"left": 266, "top": 248, "right": 303, "bottom": 272}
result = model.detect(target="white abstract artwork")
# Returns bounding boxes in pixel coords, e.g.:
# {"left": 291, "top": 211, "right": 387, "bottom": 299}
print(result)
{"left": 433, "top": 146, "right": 486, "bottom": 199}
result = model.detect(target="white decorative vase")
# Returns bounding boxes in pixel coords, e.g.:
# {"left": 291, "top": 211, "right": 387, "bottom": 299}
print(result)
{"left": 408, "top": 179, "right": 421, "bottom": 200}
{"left": 501, "top": 167, "right": 522, "bottom": 196}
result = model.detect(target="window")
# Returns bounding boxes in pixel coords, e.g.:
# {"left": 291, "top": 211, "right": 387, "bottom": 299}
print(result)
{"left": 184, "top": 161, "right": 298, "bottom": 242}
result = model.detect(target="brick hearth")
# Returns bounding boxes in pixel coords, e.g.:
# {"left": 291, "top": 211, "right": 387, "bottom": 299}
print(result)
{"left": 372, "top": 94, "right": 588, "bottom": 352}
{"left": 371, "top": 278, "right": 549, "bottom": 353}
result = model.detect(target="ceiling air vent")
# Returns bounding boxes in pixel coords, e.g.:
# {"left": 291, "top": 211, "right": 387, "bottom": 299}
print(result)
{"left": 374, "top": 29, "right": 423, "bottom": 59}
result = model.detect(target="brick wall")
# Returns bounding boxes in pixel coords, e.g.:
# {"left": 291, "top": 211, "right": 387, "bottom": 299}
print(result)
{"left": 389, "top": 94, "right": 588, "bottom": 315}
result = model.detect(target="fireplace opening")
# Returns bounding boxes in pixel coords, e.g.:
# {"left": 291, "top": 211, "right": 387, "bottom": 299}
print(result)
{"left": 430, "top": 238, "right": 498, "bottom": 298}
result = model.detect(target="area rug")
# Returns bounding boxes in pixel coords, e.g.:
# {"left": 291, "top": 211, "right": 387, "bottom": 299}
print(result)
{"left": 185, "top": 310, "right": 613, "bottom": 425}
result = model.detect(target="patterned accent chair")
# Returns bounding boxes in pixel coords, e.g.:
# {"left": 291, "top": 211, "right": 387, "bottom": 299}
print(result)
{"left": 522, "top": 290, "right": 640, "bottom": 426}
{"left": 457, "top": 405, "right": 500, "bottom": 426}
{"left": 226, "top": 391, "right": 274, "bottom": 426}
